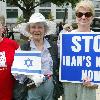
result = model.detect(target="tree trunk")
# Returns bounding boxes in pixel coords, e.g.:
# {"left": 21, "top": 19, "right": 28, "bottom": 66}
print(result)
{"left": 63, "top": 8, "right": 68, "bottom": 24}
{"left": 23, "top": 10, "right": 32, "bottom": 22}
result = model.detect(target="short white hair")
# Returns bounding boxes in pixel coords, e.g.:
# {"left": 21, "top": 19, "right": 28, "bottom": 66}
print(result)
{"left": 26, "top": 22, "right": 49, "bottom": 33}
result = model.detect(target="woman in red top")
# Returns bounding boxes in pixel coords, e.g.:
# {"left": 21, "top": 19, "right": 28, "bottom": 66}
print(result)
{"left": 0, "top": 23, "right": 19, "bottom": 100}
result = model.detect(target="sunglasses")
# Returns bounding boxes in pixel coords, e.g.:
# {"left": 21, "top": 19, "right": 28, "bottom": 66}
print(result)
{"left": 76, "top": 12, "right": 92, "bottom": 18}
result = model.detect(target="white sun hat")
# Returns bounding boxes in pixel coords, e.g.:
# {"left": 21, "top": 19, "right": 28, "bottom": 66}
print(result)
{"left": 28, "top": 13, "right": 46, "bottom": 24}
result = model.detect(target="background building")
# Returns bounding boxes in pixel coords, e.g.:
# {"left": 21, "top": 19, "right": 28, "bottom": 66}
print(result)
{"left": 0, "top": 0, "right": 100, "bottom": 26}
{"left": 0, "top": 0, "right": 75, "bottom": 27}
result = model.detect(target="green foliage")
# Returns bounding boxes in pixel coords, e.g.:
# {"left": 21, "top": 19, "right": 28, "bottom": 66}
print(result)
{"left": 7, "top": 0, "right": 80, "bottom": 10}
{"left": 51, "top": 0, "right": 80, "bottom": 7}
{"left": 51, "top": 0, "right": 66, "bottom": 6}
{"left": 7, "top": 0, "right": 80, "bottom": 21}
{"left": 69, "top": 0, "right": 80, "bottom": 8}
{"left": 48, "top": 13, "right": 54, "bottom": 21}
{"left": 17, "top": 15, "right": 25, "bottom": 24}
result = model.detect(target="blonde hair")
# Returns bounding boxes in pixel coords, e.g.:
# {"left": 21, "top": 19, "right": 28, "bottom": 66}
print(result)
{"left": 63, "top": 24, "right": 71, "bottom": 29}
{"left": 75, "top": 0, "right": 95, "bottom": 16}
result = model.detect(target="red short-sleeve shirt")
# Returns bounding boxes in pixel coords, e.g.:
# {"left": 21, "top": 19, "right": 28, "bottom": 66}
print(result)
{"left": 0, "top": 38, "right": 19, "bottom": 100}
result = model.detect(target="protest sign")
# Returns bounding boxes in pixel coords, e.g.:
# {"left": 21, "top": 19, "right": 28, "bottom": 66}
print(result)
{"left": 60, "top": 32, "right": 100, "bottom": 84}
{"left": 11, "top": 51, "right": 41, "bottom": 75}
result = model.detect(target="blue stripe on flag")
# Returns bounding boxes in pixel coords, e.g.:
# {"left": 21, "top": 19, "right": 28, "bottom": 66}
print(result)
{"left": 12, "top": 68, "right": 41, "bottom": 74}
{"left": 15, "top": 53, "right": 41, "bottom": 57}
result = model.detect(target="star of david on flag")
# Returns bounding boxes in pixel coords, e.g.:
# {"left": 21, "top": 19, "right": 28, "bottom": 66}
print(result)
{"left": 11, "top": 51, "right": 41, "bottom": 75}
{"left": 24, "top": 58, "right": 33, "bottom": 67}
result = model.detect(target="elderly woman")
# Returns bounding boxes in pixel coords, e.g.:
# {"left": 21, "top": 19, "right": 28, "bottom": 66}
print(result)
{"left": 63, "top": 1, "right": 98, "bottom": 100}
{"left": 20, "top": 13, "right": 59, "bottom": 100}
{"left": 0, "top": 19, "right": 19, "bottom": 99}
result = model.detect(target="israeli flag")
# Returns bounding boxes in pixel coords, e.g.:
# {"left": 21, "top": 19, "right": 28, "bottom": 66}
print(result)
{"left": 11, "top": 51, "right": 41, "bottom": 75}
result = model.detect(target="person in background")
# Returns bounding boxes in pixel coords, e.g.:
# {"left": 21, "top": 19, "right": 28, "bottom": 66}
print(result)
{"left": 4, "top": 26, "right": 9, "bottom": 37}
{"left": 58, "top": 22, "right": 63, "bottom": 33}
{"left": 56, "top": 23, "right": 60, "bottom": 36}
{"left": 2, "top": 26, "right": 9, "bottom": 37}
{"left": 1, "top": 26, "right": 7, "bottom": 37}
{"left": 57, "top": 23, "right": 72, "bottom": 59}
{"left": 8, "top": 27, "right": 15, "bottom": 40}
{"left": 63, "top": 1, "right": 98, "bottom": 100}
{"left": 20, "top": 13, "right": 60, "bottom": 100}
{"left": 0, "top": 21, "right": 19, "bottom": 99}
{"left": 71, "top": 23, "right": 78, "bottom": 30}
{"left": 63, "top": 24, "right": 72, "bottom": 32}
{"left": 60, "top": 23, "right": 72, "bottom": 34}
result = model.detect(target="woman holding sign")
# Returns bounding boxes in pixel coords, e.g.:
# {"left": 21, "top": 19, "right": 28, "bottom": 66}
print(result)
{"left": 19, "top": 13, "right": 62, "bottom": 100}
{"left": 63, "top": 1, "right": 98, "bottom": 100}
{"left": 0, "top": 18, "right": 19, "bottom": 99}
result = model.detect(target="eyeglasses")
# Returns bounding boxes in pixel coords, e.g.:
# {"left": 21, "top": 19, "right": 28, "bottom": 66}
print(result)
{"left": 76, "top": 12, "right": 92, "bottom": 18}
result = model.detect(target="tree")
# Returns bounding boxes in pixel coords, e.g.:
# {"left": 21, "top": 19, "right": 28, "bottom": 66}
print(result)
{"left": 48, "top": 12, "right": 54, "bottom": 21}
{"left": 51, "top": 0, "right": 80, "bottom": 7}
{"left": 17, "top": 14, "right": 25, "bottom": 24}
{"left": 6, "top": 0, "right": 80, "bottom": 22}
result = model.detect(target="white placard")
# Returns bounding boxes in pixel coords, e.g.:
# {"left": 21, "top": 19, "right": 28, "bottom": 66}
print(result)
{"left": 11, "top": 51, "right": 41, "bottom": 75}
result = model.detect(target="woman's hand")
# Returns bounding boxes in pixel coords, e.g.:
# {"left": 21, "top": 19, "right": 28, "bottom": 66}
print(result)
{"left": 27, "top": 74, "right": 45, "bottom": 87}
{"left": 83, "top": 77, "right": 98, "bottom": 89}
